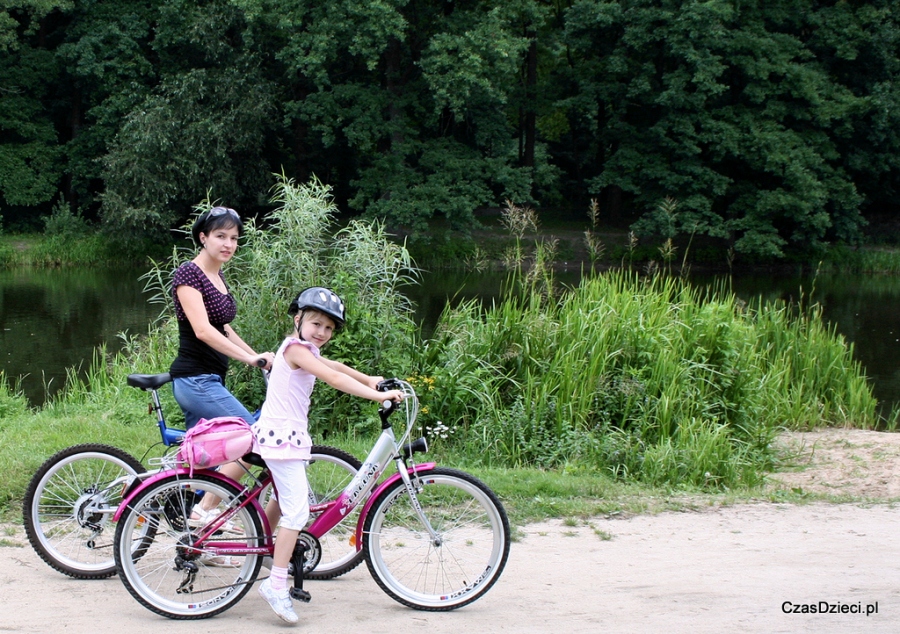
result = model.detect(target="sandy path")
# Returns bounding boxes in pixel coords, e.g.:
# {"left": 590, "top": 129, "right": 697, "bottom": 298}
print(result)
{"left": 1, "top": 502, "right": 897, "bottom": 633}
{"left": 2, "top": 429, "right": 899, "bottom": 633}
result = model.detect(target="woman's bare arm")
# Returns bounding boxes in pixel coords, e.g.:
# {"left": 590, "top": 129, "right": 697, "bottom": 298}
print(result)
{"left": 177, "top": 285, "right": 271, "bottom": 367}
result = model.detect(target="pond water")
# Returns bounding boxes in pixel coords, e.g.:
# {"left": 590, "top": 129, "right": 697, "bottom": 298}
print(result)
{"left": 0, "top": 267, "right": 160, "bottom": 404}
{"left": 2, "top": 266, "right": 900, "bottom": 416}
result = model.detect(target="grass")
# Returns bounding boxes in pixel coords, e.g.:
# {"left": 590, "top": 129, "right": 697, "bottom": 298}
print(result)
{"left": 0, "top": 397, "right": 892, "bottom": 529}
{"left": 0, "top": 444, "right": 854, "bottom": 528}
{"left": 0, "top": 337, "right": 862, "bottom": 523}
{"left": 411, "top": 267, "right": 880, "bottom": 490}
{"left": 0, "top": 233, "right": 170, "bottom": 268}
{"left": 592, "top": 527, "right": 614, "bottom": 541}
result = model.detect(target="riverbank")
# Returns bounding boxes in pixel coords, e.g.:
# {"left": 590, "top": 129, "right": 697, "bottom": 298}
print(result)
{"left": 7, "top": 226, "right": 900, "bottom": 275}
{"left": 2, "top": 428, "right": 899, "bottom": 633}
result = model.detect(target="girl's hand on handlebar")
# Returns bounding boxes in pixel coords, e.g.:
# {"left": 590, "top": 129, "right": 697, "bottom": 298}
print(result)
{"left": 366, "top": 375, "right": 385, "bottom": 390}
{"left": 381, "top": 389, "right": 404, "bottom": 403}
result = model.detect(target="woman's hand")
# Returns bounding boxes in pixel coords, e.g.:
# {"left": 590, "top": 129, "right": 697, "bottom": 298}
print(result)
{"left": 251, "top": 352, "right": 274, "bottom": 370}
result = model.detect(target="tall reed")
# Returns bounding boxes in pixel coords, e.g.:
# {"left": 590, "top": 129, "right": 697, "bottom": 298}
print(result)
{"left": 413, "top": 269, "right": 878, "bottom": 488}
{"left": 141, "top": 175, "right": 419, "bottom": 434}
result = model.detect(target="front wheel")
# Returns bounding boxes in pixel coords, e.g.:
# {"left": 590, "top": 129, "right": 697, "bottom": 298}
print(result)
{"left": 114, "top": 473, "right": 264, "bottom": 620}
{"left": 22, "top": 444, "right": 146, "bottom": 579}
{"left": 362, "top": 467, "right": 510, "bottom": 610}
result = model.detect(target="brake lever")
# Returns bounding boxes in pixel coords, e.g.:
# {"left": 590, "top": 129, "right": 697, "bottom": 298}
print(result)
{"left": 376, "top": 378, "right": 402, "bottom": 392}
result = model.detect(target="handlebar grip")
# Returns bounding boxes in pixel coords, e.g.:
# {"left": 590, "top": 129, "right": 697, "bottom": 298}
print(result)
{"left": 255, "top": 358, "right": 267, "bottom": 367}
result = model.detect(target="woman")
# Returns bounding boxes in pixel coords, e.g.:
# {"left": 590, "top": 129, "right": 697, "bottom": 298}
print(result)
{"left": 169, "top": 206, "right": 273, "bottom": 429}
{"left": 171, "top": 206, "right": 274, "bottom": 526}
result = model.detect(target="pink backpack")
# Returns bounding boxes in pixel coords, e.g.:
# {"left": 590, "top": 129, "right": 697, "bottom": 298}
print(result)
{"left": 177, "top": 416, "right": 254, "bottom": 473}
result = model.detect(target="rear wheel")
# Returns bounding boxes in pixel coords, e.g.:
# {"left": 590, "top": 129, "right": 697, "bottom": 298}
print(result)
{"left": 114, "top": 473, "right": 264, "bottom": 620}
{"left": 23, "top": 444, "right": 145, "bottom": 578}
{"left": 303, "top": 445, "right": 363, "bottom": 579}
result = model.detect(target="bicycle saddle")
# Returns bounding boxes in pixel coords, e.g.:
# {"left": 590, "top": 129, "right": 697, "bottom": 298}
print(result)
{"left": 243, "top": 452, "right": 267, "bottom": 468}
{"left": 127, "top": 373, "right": 173, "bottom": 390}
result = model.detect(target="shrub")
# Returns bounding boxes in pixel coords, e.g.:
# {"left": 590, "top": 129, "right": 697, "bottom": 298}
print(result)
{"left": 143, "top": 175, "right": 419, "bottom": 435}
{"left": 413, "top": 269, "right": 877, "bottom": 489}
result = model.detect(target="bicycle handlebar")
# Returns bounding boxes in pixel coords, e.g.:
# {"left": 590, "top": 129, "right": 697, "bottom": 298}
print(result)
{"left": 376, "top": 378, "right": 409, "bottom": 420}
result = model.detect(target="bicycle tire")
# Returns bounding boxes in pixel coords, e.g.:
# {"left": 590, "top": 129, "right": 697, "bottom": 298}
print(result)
{"left": 362, "top": 467, "right": 510, "bottom": 610}
{"left": 114, "top": 472, "right": 264, "bottom": 620}
{"left": 305, "top": 445, "right": 364, "bottom": 579}
{"left": 22, "top": 444, "right": 146, "bottom": 579}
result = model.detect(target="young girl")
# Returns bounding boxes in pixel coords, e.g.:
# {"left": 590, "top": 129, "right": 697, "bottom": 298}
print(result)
{"left": 254, "top": 287, "right": 403, "bottom": 624}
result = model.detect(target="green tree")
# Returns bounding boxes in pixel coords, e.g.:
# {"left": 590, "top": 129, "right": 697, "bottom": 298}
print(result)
{"left": 54, "top": 0, "right": 159, "bottom": 211}
{"left": 0, "top": 2, "right": 72, "bottom": 223}
{"left": 0, "top": 0, "right": 72, "bottom": 52}
{"left": 101, "top": 66, "right": 276, "bottom": 237}
{"left": 99, "top": 0, "right": 278, "bottom": 238}
{"left": 0, "top": 44, "right": 63, "bottom": 215}
{"left": 2, "top": 0, "right": 899, "bottom": 256}
{"left": 236, "top": 0, "right": 552, "bottom": 235}
{"left": 808, "top": 1, "right": 900, "bottom": 229}
{"left": 563, "top": 0, "right": 883, "bottom": 258}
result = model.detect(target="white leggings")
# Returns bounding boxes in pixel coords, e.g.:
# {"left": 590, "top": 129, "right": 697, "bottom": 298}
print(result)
{"left": 267, "top": 458, "right": 310, "bottom": 531}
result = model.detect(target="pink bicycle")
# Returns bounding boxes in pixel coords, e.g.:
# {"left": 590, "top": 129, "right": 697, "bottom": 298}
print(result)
{"left": 112, "top": 378, "right": 510, "bottom": 619}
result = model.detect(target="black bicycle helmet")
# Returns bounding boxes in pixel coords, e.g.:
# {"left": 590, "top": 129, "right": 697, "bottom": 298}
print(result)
{"left": 191, "top": 206, "right": 243, "bottom": 247}
{"left": 288, "top": 287, "right": 346, "bottom": 328}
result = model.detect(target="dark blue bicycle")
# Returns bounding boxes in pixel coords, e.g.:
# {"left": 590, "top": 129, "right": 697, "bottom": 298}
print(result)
{"left": 22, "top": 372, "right": 361, "bottom": 579}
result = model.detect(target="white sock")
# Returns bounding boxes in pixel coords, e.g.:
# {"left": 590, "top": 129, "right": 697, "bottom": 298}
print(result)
{"left": 270, "top": 565, "right": 289, "bottom": 592}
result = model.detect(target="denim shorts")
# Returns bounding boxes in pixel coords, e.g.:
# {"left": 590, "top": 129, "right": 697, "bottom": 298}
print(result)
{"left": 172, "top": 374, "right": 256, "bottom": 430}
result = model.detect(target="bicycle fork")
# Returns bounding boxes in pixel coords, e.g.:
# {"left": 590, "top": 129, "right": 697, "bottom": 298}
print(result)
{"left": 393, "top": 458, "right": 441, "bottom": 546}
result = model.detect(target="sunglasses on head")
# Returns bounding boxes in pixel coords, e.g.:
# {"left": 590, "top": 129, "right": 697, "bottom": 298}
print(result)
{"left": 208, "top": 206, "right": 239, "bottom": 219}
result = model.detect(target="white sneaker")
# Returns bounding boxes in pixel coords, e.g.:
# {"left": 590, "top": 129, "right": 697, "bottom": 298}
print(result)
{"left": 199, "top": 552, "right": 241, "bottom": 567}
{"left": 258, "top": 578, "right": 299, "bottom": 624}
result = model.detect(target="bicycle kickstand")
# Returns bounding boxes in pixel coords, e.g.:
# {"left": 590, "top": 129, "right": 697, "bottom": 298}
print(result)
{"left": 290, "top": 542, "right": 311, "bottom": 603}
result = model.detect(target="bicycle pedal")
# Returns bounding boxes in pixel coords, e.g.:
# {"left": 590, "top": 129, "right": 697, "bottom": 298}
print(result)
{"left": 289, "top": 587, "right": 311, "bottom": 603}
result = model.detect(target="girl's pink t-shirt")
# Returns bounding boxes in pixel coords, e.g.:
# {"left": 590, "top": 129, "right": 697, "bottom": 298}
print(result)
{"left": 252, "top": 337, "right": 318, "bottom": 460}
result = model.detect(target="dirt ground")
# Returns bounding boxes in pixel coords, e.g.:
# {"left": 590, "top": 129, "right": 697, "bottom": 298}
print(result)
{"left": 2, "top": 428, "right": 899, "bottom": 633}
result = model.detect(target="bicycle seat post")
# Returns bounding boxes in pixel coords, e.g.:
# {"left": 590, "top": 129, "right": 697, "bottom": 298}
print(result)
{"left": 127, "top": 373, "right": 182, "bottom": 446}
{"left": 145, "top": 386, "right": 181, "bottom": 447}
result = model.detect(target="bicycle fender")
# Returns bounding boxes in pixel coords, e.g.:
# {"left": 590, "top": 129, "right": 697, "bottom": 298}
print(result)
{"left": 113, "top": 467, "right": 263, "bottom": 522}
{"left": 354, "top": 463, "right": 436, "bottom": 551}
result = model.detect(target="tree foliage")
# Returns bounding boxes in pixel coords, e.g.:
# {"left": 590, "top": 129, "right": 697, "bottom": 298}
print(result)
{"left": 0, "top": 0, "right": 898, "bottom": 258}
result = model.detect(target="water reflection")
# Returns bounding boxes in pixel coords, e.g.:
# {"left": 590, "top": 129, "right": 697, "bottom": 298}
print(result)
{"left": 796, "top": 273, "right": 900, "bottom": 417}
{"left": 0, "top": 268, "right": 158, "bottom": 404}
